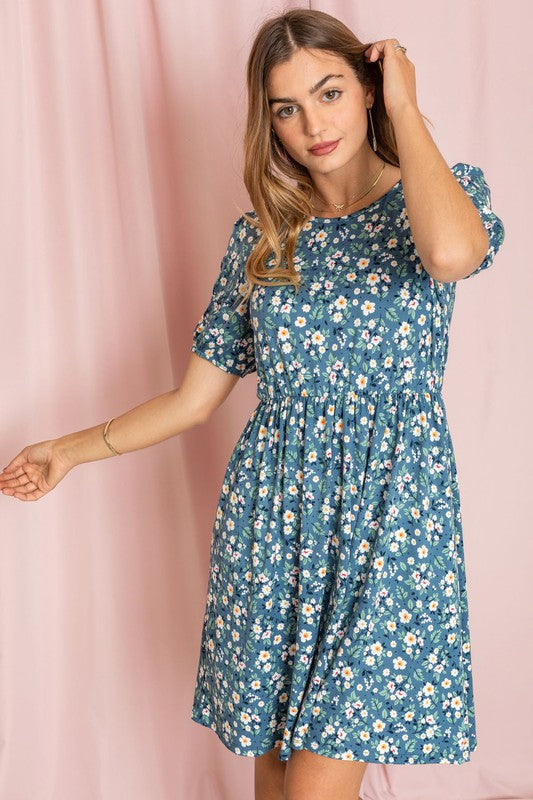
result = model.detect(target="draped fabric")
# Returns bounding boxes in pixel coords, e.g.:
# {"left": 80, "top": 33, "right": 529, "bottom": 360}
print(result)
{"left": 0, "top": 1, "right": 529, "bottom": 799}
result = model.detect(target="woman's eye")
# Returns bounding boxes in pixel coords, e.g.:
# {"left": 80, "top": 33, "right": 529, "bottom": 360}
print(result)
{"left": 277, "top": 105, "right": 295, "bottom": 119}
{"left": 277, "top": 89, "right": 341, "bottom": 118}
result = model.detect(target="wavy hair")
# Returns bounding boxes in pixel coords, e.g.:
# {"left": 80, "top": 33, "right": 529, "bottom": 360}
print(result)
{"left": 235, "top": 8, "right": 430, "bottom": 305}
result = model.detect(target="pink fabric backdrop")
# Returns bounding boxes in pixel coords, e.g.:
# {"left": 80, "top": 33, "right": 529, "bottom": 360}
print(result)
{"left": 1, "top": 1, "right": 530, "bottom": 798}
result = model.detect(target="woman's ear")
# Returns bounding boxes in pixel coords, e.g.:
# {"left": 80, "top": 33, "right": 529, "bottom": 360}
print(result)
{"left": 365, "top": 85, "right": 376, "bottom": 108}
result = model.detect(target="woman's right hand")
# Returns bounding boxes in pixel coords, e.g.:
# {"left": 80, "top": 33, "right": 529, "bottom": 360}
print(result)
{"left": 0, "top": 440, "right": 73, "bottom": 501}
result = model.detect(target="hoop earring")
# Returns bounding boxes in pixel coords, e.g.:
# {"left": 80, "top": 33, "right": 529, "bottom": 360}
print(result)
{"left": 368, "top": 106, "right": 377, "bottom": 152}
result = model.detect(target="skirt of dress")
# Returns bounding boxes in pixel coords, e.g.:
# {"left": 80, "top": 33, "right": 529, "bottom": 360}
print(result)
{"left": 190, "top": 384, "right": 477, "bottom": 764}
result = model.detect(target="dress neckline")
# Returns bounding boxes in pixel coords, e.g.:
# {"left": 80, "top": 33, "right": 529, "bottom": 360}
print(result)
{"left": 308, "top": 177, "right": 403, "bottom": 223}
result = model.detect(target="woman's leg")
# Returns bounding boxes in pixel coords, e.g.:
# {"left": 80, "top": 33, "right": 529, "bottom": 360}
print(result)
{"left": 254, "top": 744, "right": 287, "bottom": 800}
{"left": 283, "top": 748, "right": 368, "bottom": 800}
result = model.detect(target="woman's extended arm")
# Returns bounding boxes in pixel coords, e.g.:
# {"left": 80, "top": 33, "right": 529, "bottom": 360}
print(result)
{"left": 55, "top": 352, "right": 240, "bottom": 467}
{"left": 0, "top": 352, "right": 241, "bottom": 501}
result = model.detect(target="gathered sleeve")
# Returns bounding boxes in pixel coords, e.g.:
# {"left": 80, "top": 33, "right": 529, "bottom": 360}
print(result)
{"left": 190, "top": 215, "right": 256, "bottom": 377}
{"left": 450, "top": 162, "right": 505, "bottom": 279}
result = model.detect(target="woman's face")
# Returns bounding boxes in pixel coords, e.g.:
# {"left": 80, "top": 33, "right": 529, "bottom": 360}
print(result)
{"left": 267, "top": 48, "right": 374, "bottom": 178}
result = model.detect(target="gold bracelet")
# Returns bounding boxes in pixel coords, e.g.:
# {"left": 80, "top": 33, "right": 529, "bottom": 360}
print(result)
{"left": 103, "top": 418, "right": 122, "bottom": 456}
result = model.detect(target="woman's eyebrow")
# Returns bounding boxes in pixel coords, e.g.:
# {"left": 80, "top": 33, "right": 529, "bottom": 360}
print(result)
{"left": 268, "top": 73, "right": 345, "bottom": 105}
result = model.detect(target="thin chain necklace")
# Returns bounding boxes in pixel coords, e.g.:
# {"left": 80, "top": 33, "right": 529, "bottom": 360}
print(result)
{"left": 311, "top": 159, "right": 387, "bottom": 213}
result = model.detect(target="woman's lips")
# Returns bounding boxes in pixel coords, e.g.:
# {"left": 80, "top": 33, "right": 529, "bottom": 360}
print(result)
{"left": 309, "top": 140, "right": 339, "bottom": 156}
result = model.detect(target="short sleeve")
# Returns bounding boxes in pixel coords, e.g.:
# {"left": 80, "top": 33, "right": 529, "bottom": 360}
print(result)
{"left": 191, "top": 215, "right": 256, "bottom": 377}
{"left": 450, "top": 162, "right": 505, "bottom": 279}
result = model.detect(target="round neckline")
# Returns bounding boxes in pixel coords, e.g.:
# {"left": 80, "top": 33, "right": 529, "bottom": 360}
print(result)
{"left": 308, "top": 177, "right": 403, "bottom": 223}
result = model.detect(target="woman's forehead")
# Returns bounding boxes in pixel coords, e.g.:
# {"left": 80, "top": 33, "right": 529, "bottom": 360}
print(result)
{"left": 267, "top": 50, "right": 351, "bottom": 93}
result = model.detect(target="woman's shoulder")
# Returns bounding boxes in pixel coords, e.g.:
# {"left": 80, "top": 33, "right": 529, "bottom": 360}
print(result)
{"left": 448, "top": 161, "right": 488, "bottom": 183}
{"left": 227, "top": 211, "right": 262, "bottom": 258}
{"left": 226, "top": 210, "right": 259, "bottom": 239}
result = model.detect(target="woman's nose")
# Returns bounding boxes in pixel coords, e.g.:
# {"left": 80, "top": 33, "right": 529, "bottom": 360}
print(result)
{"left": 301, "top": 106, "right": 327, "bottom": 137}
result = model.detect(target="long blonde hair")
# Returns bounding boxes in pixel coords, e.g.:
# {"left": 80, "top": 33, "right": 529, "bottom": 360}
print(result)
{"left": 236, "top": 8, "right": 429, "bottom": 303}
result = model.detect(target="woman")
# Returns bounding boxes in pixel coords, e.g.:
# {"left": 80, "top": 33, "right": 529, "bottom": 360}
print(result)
{"left": 0, "top": 9, "right": 505, "bottom": 800}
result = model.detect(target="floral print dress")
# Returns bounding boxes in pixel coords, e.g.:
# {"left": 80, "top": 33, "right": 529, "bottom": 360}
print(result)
{"left": 189, "top": 162, "right": 505, "bottom": 764}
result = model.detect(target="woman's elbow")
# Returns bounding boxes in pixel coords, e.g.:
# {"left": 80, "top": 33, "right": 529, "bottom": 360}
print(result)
{"left": 428, "top": 227, "right": 490, "bottom": 283}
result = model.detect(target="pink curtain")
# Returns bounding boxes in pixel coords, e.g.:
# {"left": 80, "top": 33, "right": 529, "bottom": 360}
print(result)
{"left": 0, "top": 1, "right": 530, "bottom": 798}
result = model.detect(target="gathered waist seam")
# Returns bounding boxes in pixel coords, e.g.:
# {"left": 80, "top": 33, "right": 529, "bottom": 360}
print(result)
{"left": 256, "top": 381, "right": 443, "bottom": 403}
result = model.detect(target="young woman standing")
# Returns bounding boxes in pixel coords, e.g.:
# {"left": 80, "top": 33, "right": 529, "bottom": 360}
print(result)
{"left": 1, "top": 9, "right": 505, "bottom": 800}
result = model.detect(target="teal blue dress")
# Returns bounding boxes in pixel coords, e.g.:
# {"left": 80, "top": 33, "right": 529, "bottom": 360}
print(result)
{"left": 189, "top": 162, "right": 505, "bottom": 764}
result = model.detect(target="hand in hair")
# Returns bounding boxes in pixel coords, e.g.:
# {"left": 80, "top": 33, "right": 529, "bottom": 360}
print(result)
{"left": 364, "top": 38, "right": 418, "bottom": 120}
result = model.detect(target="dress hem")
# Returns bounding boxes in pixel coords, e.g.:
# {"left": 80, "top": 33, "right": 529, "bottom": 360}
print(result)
{"left": 190, "top": 708, "right": 478, "bottom": 765}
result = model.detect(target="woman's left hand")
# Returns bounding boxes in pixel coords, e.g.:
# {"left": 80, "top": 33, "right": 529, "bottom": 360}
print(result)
{"left": 364, "top": 38, "right": 418, "bottom": 121}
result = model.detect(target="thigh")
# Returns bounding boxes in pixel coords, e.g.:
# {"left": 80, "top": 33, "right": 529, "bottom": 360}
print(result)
{"left": 254, "top": 745, "right": 286, "bottom": 800}
{"left": 284, "top": 748, "right": 368, "bottom": 800}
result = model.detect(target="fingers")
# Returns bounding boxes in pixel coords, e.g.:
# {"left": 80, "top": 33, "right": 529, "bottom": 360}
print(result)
{"left": 364, "top": 38, "right": 406, "bottom": 61}
{"left": 0, "top": 464, "right": 40, "bottom": 499}
{"left": 1, "top": 480, "right": 41, "bottom": 501}
{"left": 364, "top": 44, "right": 384, "bottom": 74}
{"left": 1, "top": 475, "right": 37, "bottom": 493}
{"left": 4, "top": 486, "right": 43, "bottom": 501}
{"left": 0, "top": 465, "right": 27, "bottom": 480}
{"left": 1, "top": 475, "right": 34, "bottom": 491}
{"left": 0, "top": 464, "right": 31, "bottom": 486}
{"left": 1, "top": 444, "right": 57, "bottom": 501}
{"left": 364, "top": 42, "right": 384, "bottom": 61}
{"left": 2, "top": 450, "right": 31, "bottom": 474}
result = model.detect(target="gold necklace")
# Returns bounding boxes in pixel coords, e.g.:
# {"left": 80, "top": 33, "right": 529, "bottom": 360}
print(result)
{"left": 312, "top": 160, "right": 387, "bottom": 213}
